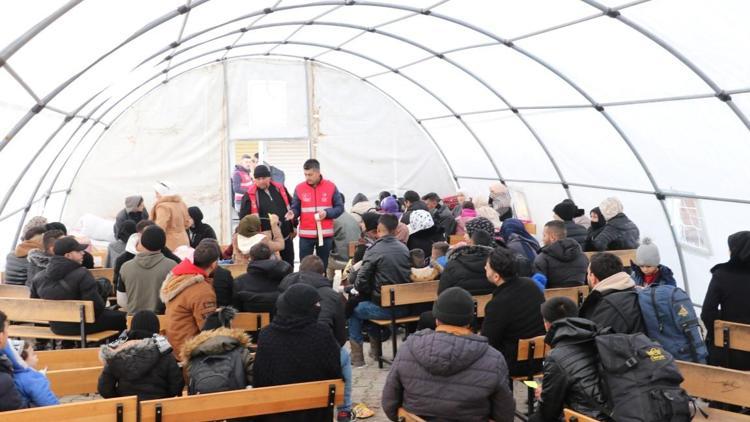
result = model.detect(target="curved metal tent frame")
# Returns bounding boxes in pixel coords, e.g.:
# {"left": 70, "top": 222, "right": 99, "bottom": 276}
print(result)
{"left": 2, "top": 0, "right": 750, "bottom": 298}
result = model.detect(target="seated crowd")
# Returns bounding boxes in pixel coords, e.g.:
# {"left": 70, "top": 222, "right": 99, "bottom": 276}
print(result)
{"left": 0, "top": 159, "right": 748, "bottom": 422}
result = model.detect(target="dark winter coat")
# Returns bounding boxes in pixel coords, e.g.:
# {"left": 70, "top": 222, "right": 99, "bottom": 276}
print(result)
{"left": 439, "top": 245, "right": 495, "bottom": 295}
{"left": 114, "top": 208, "right": 148, "bottom": 238}
{"left": 0, "top": 355, "right": 23, "bottom": 411}
{"left": 98, "top": 336, "right": 184, "bottom": 400}
{"left": 579, "top": 272, "right": 644, "bottom": 335}
{"left": 564, "top": 220, "right": 588, "bottom": 248}
{"left": 481, "top": 277, "right": 546, "bottom": 377}
{"left": 630, "top": 263, "right": 677, "bottom": 287}
{"left": 533, "top": 239, "right": 589, "bottom": 289}
{"left": 590, "top": 213, "right": 640, "bottom": 251}
{"left": 529, "top": 318, "right": 608, "bottom": 422}
{"left": 4, "top": 252, "right": 30, "bottom": 286}
{"left": 354, "top": 235, "right": 411, "bottom": 305}
{"left": 407, "top": 226, "right": 445, "bottom": 261}
{"left": 188, "top": 223, "right": 217, "bottom": 248}
{"left": 702, "top": 260, "right": 750, "bottom": 370}
{"left": 233, "top": 259, "right": 292, "bottom": 313}
{"left": 253, "top": 315, "right": 342, "bottom": 422}
{"left": 279, "top": 271, "right": 347, "bottom": 346}
{"left": 210, "top": 266, "right": 234, "bottom": 307}
{"left": 30, "top": 256, "right": 106, "bottom": 334}
{"left": 26, "top": 249, "right": 51, "bottom": 287}
{"left": 382, "top": 328, "right": 515, "bottom": 422}
{"left": 182, "top": 327, "right": 254, "bottom": 389}
{"left": 432, "top": 204, "right": 457, "bottom": 237}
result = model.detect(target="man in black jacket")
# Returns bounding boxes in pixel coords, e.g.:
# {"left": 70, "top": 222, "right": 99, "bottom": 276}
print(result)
{"left": 530, "top": 297, "right": 608, "bottom": 422}
{"left": 552, "top": 200, "right": 588, "bottom": 248}
{"left": 422, "top": 192, "right": 456, "bottom": 237}
{"left": 579, "top": 252, "right": 644, "bottom": 334}
{"left": 533, "top": 221, "right": 588, "bottom": 289}
{"left": 400, "top": 190, "right": 429, "bottom": 225}
{"left": 0, "top": 310, "right": 24, "bottom": 412}
{"left": 349, "top": 214, "right": 411, "bottom": 367}
{"left": 233, "top": 242, "right": 292, "bottom": 313}
{"left": 30, "top": 236, "right": 126, "bottom": 335}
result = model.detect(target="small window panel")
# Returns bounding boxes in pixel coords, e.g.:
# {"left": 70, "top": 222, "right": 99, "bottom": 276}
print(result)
{"left": 670, "top": 195, "right": 710, "bottom": 254}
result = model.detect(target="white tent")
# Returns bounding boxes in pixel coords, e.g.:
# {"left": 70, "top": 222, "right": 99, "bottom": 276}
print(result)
{"left": 1, "top": 0, "right": 749, "bottom": 305}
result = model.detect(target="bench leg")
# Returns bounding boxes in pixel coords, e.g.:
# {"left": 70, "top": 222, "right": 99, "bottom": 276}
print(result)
{"left": 79, "top": 305, "right": 87, "bottom": 348}
{"left": 390, "top": 321, "right": 398, "bottom": 360}
{"left": 378, "top": 327, "right": 384, "bottom": 369}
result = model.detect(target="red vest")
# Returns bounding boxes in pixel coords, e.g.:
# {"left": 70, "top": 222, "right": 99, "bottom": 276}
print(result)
{"left": 246, "top": 181, "right": 290, "bottom": 215}
{"left": 234, "top": 169, "right": 253, "bottom": 202}
{"left": 295, "top": 178, "right": 336, "bottom": 239}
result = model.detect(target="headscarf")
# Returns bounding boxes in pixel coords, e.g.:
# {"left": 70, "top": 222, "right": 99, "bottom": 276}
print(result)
{"left": 153, "top": 181, "right": 175, "bottom": 196}
{"left": 466, "top": 217, "right": 495, "bottom": 238}
{"left": 500, "top": 218, "right": 540, "bottom": 262}
{"left": 599, "top": 197, "right": 624, "bottom": 221}
{"left": 380, "top": 195, "right": 402, "bottom": 219}
{"left": 728, "top": 231, "right": 750, "bottom": 265}
{"left": 590, "top": 207, "right": 606, "bottom": 231}
{"left": 489, "top": 183, "right": 512, "bottom": 216}
{"left": 408, "top": 210, "right": 434, "bottom": 235}
{"left": 125, "top": 233, "right": 140, "bottom": 255}
{"left": 188, "top": 206, "right": 203, "bottom": 228}
{"left": 237, "top": 215, "right": 261, "bottom": 238}
{"left": 116, "top": 220, "right": 137, "bottom": 244}
{"left": 22, "top": 216, "right": 48, "bottom": 237}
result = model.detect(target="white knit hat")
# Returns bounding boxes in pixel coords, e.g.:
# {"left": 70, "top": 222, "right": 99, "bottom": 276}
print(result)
{"left": 599, "top": 197, "right": 624, "bottom": 221}
{"left": 153, "top": 181, "right": 175, "bottom": 196}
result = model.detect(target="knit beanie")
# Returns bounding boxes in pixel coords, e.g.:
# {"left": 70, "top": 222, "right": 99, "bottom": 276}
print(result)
{"left": 361, "top": 212, "right": 381, "bottom": 232}
{"left": 276, "top": 284, "right": 321, "bottom": 318}
{"left": 432, "top": 287, "right": 474, "bottom": 327}
{"left": 23, "top": 216, "right": 48, "bottom": 235}
{"left": 140, "top": 225, "right": 166, "bottom": 251}
{"left": 253, "top": 164, "right": 271, "bottom": 179}
{"left": 599, "top": 197, "right": 624, "bottom": 221}
{"left": 129, "top": 310, "right": 160, "bottom": 340}
{"left": 562, "top": 199, "right": 586, "bottom": 218}
{"left": 404, "top": 190, "right": 420, "bottom": 203}
{"left": 237, "top": 215, "right": 261, "bottom": 237}
{"left": 466, "top": 217, "right": 495, "bottom": 238}
{"left": 553, "top": 201, "right": 579, "bottom": 222}
{"left": 635, "top": 237, "right": 660, "bottom": 267}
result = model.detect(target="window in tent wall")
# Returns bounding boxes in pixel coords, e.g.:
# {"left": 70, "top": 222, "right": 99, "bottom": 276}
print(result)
{"left": 510, "top": 189, "right": 531, "bottom": 222}
{"left": 670, "top": 196, "right": 711, "bottom": 255}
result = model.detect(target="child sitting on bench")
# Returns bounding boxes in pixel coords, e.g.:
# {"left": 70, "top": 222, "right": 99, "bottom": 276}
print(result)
{"left": 6, "top": 339, "right": 58, "bottom": 408}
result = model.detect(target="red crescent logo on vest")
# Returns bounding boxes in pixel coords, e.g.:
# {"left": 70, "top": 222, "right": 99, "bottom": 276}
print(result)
{"left": 302, "top": 193, "right": 312, "bottom": 202}
{"left": 321, "top": 192, "right": 328, "bottom": 201}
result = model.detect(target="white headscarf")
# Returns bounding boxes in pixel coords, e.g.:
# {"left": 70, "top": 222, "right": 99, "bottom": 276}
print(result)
{"left": 153, "top": 181, "right": 175, "bottom": 196}
{"left": 408, "top": 210, "right": 434, "bottom": 235}
{"left": 125, "top": 233, "right": 140, "bottom": 255}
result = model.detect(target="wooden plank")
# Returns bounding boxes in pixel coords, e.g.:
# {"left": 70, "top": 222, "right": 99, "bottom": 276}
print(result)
{"left": 564, "top": 408, "right": 598, "bottom": 422}
{"left": 516, "top": 335, "right": 548, "bottom": 361}
{"left": 448, "top": 235, "right": 463, "bottom": 245}
{"left": 584, "top": 249, "right": 637, "bottom": 267}
{"left": 380, "top": 281, "right": 439, "bottom": 307}
{"left": 544, "top": 285, "right": 590, "bottom": 306}
{"left": 7, "top": 325, "right": 117, "bottom": 342}
{"left": 0, "top": 284, "right": 30, "bottom": 298}
{"left": 89, "top": 268, "right": 114, "bottom": 281}
{"left": 36, "top": 348, "right": 101, "bottom": 371}
{"left": 677, "top": 360, "right": 750, "bottom": 408}
{"left": 47, "top": 366, "right": 102, "bottom": 396}
{"left": 233, "top": 312, "right": 270, "bottom": 331}
{"left": 694, "top": 407, "right": 750, "bottom": 421}
{"left": 474, "top": 294, "right": 492, "bottom": 318}
{"left": 140, "top": 379, "right": 344, "bottom": 422}
{"left": 223, "top": 263, "right": 246, "bottom": 278}
{"left": 524, "top": 222, "right": 537, "bottom": 235}
{"left": 714, "top": 320, "right": 750, "bottom": 353}
{"left": 2, "top": 395, "right": 138, "bottom": 422}
{"left": 0, "top": 297, "right": 96, "bottom": 323}
{"left": 398, "top": 408, "right": 427, "bottom": 422}
{"left": 370, "top": 316, "right": 421, "bottom": 326}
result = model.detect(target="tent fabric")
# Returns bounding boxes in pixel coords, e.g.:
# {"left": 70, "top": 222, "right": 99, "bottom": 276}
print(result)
{"left": 0, "top": 0, "right": 749, "bottom": 307}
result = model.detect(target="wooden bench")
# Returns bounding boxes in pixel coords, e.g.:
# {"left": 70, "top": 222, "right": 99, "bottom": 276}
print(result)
{"left": 398, "top": 407, "right": 426, "bottom": 422}
{"left": 715, "top": 320, "right": 750, "bottom": 357}
{"left": 90, "top": 267, "right": 115, "bottom": 281}
{"left": 47, "top": 365, "right": 103, "bottom": 396}
{"left": 524, "top": 222, "right": 537, "bottom": 235}
{"left": 563, "top": 408, "right": 597, "bottom": 421}
{"left": 0, "top": 297, "right": 119, "bottom": 347}
{"left": 544, "top": 285, "right": 590, "bottom": 307}
{"left": 514, "top": 335, "right": 548, "bottom": 417}
{"left": 126, "top": 312, "right": 270, "bottom": 333}
{"left": 2, "top": 395, "right": 137, "bottom": 422}
{"left": 36, "top": 347, "right": 102, "bottom": 371}
{"left": 223, "top": 263, "right": 246, "bottom": 278}
{"left": 369, "top": 281, "right": 439, "bottom": 368}
{"left": 140, "top": 379, "right": 344, "bottom": 422}
{"left": 0, "top": 284, "right": 31, "bottom": 298}
{"left": 584, "top": 249, "right": 637, "bottom": 267}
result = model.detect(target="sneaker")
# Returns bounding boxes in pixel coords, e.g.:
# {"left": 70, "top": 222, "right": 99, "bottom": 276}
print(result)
{"left": 336, "top": 410, "right": 352, "bottom": 421}
{"left": 352, "top": 403, "right": 375, "bottom": 419}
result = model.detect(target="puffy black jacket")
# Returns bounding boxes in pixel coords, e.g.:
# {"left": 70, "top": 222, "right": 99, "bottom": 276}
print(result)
{"left": 579, "top": 272, "right": 645, "bottom": 335}
{"left": 30, "top": 256, "right": 106, "bottom": 334}
{"left": 354, "top": 235, "right": 411, "bottom": 305}
{"left": 0, "top": 355, "right": 23, "bottom": 411}
{"left": 564, "top": 220, "right": 588, "bottom": 248}
{"left": 533, "top": 239, "right": 588, "bottom": 289}
{"left": 279, "top": 271, "right": 347, "bottom": 346}
{"left": 591, "top": 213, "right": 640, "bottom": 251}
{"left": 98, "top": 337, "right": 184, "bottom": 400}
{"left": 233, "top": 259, "right": 292, "bottom": 313}
{"left": 210, "top": 266, "right": 234, "bottom": 307}
{"left": 439, "top": 245, "right": 495, "bottom": 295}
{"left": 4, "top": 252, "right": 28, "bottom": 286}
{"left": 530, "top": 318, "right": 608, "bottom": 422}
{"left": 432, "top": 204, "right": 457, "bottom": 237}
{"left": 382, "top": 329, "right": 515, "bottom": 422}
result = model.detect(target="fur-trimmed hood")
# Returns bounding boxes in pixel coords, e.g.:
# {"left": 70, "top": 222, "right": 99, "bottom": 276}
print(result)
{"left": 181, "top": 327, "right": 250, "bottom": 363}
{"left": 159, "top": 273, "right": 205, "bottom": 304}
{"left": 27, "top": 248, "right": 51, "bottom": 269}
{"left": 99, "top": 338, "right": 162, "bottom": 379}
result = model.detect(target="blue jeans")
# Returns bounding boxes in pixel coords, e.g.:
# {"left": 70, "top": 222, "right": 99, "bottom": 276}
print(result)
{"left": 299, "top": 236, "right": 333, "bottom": 269}
{"left": 339, "top": 347, "right": 352, "bottom": 413}
{"left": 348, "top": 300, "right": 409, "bottom": 344}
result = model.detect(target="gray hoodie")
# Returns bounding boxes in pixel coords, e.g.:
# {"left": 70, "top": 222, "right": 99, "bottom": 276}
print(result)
{"left": 119, "top": 251, "right": 177, "bottom": 315}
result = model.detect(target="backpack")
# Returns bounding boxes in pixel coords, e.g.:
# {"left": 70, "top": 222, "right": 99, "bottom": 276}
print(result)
{"left": 638, "top": 285, "right": 708, "bottom": 363}
{"left": 594, "top": 333, "right": 692, "bottom": 422}
{"left": 188, "top": 347, "right": 246, "bottom": 395}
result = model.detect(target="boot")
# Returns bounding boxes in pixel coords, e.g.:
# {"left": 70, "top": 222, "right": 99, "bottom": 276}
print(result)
{"left": 350, "top": 341, "right": 366, "bottom": 367}
{"left": 368, "top": 336, "right": 382, "bottom": 361}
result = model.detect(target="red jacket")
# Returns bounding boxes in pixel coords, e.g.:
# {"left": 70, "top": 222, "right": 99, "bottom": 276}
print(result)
{"left": 232, "top": 167, "right": 253, "bottom": 203}
{"left": 293, "top": 178, "right": 340, "bottom": 239}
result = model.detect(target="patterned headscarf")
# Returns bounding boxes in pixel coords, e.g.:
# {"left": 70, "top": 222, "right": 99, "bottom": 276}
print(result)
{"left": 408, "top": 210, "right": 434, "bottom": 235}
{"left": 465, "top": 217, "right": 495, "bottom": 238}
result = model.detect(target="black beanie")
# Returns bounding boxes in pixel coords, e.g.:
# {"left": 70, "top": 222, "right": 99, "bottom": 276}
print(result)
{"left": 276, "top": 284, "right": 320, "bottom": 318}
{"left": 129, "top": 310, "right": 160, "bottom": 340}
{"left": 253, "top": 164, "right": 272, "bottom": 179}
{"left": 432, "top": 287, "right": 474, "bottom": 327}
{"left": 361, "top": 212, "right": 381, "bottom": 232}
{"left": 553, "top": 201, "right": 579, "bottom": 221}
{"left": 140, "top": 225, "right": 166, "bottom": 251}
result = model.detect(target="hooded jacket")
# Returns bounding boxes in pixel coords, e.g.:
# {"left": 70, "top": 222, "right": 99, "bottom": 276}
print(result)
{"left": 579, "top": 272, "right": 644, "bottom": 335}
{"left": 98, "top": 336, "right": 183, "bottom": 400}
{"left": 187, "top": 207, "right": 217, "bottom": 248}
{"left": 382, "top": 328, "right": 515, "bottom": 422}
{"left": 431, "top": 204, "right": 457, "bottom": 237}
{"left": 564, "top": 220, "right": 588, "bottom": 248}
{"left": 4, "top": 238, "right": 42, "bottom": 285}
{"left": 0, "top": 355, "right": 23, "bottom": 411}
{"left": 233, "top": 259, "right": 293, "bottom": 313}
{"left": 350, "top": 199, "right": 377, "bottom": 224}
{"left": 590, "top": 213, "right": 640, "bottom": 251}
{"left": 438, "top": 245, "right": 495, "bottom": 295}
{"left": 630, "top": 263, "right": 677, "bottom": 287}
{"left": 533, "top": 239, "right": 589, "bottom": 289}
{"left": 30, "top": 255, "right": 106, "bottom": 334}
{"left": 151, "top": 195, "right": 191, "bottom": 251}
{"left": 120, "top": 251, "right": 177, "bottom": 314}
{"left": 181, "top": 327, "right": 254, "bottom": 389}
{"left": 3, "top": 342, "right": 58, "bottom": 408}
{"left": 113, "top": 195, "right": 148, "bottom": 237}
{"left": 354, "top": 235, "right": 411, "bottom": 305}
{"left": 279, "top": 271, "right": 347, "bottom": 346}
{"left": 530, "top": 318, "right": 608, "bottom": 422}
{"left": 26, "top": 248, "right": 51, "bottom": 287}
{"left": 331, "top": 211, "right": 361, "bottom": 262}
{"left": 160, "top": 259, "right": 217, "bottom": 360}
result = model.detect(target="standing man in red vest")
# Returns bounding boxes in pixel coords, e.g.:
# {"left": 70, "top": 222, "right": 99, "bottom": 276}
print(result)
{"left": 232, "top": 154, "right": 255, "bottom": 211}
{"left": 285, "top": 159, "right": 344, "bottom": 269}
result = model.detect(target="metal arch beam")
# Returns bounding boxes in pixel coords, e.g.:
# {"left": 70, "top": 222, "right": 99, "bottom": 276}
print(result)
{"left": 581, "top": 0, "right": 750, "bottom": 131}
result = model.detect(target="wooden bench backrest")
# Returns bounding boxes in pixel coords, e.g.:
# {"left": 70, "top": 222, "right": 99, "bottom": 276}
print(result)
{"left": 516, "top": 335, "right": 548, "bottom": 361}
{"left": 676, "top": 360, "right": 750, "bottom": 408}
{"left": 0, "top": 284, "right": 31, "bottom": 298}
{"left": 564, "top": 408, "right": 597, "bottom": 422}
{"left": 90, "top": 267, "right": 114, "bottom": 281}
{"left": 584, "top": 249, "right": 636, "bottom": 267}
{"left": 126, "top": 312, "right": 270, "bottom": 332}
{"left": 37, "top": 348, "right": 101, "bottom": 371}
{"left": 544, "top": 285, "right": 590, "bottom": 306}
{"left": 448, "top": 235, "right": 463, "bottom": 246}
{"left": 714, "top": 320, "right": 750, "bottom": 353}
{"left": 2, "top": 395, "right": 137, "bottom": 422}
{"left": 380, "top": 281, "right": 439, "bottom": 307}
{"left": 224, "top": 263, "right": 246, "bottom": 278}
{"left": 474, "top": 294, "right": 492, "bottom": 318}
{"left": 0, "top": 297, "right": 96, "bottom": 323}
{"left": 47, "top": 366, "right": 103, "bottom": 396}
{"left": 398, "top": 407, "right": 427, "bottom": 422}
{"left": 140, "top": 379, "right": 344, "bottom": 422}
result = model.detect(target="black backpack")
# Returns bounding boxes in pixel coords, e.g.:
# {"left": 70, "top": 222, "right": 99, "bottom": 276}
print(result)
{"left": 593, "top": 332, "right": 692, "bottom": 421}
{"left": 188, "top": 347, "right": 247, "bottom": 395}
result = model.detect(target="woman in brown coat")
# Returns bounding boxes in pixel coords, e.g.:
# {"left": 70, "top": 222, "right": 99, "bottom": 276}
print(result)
{"left": 151, "top": 182, "right": 191, "bottom": 251}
